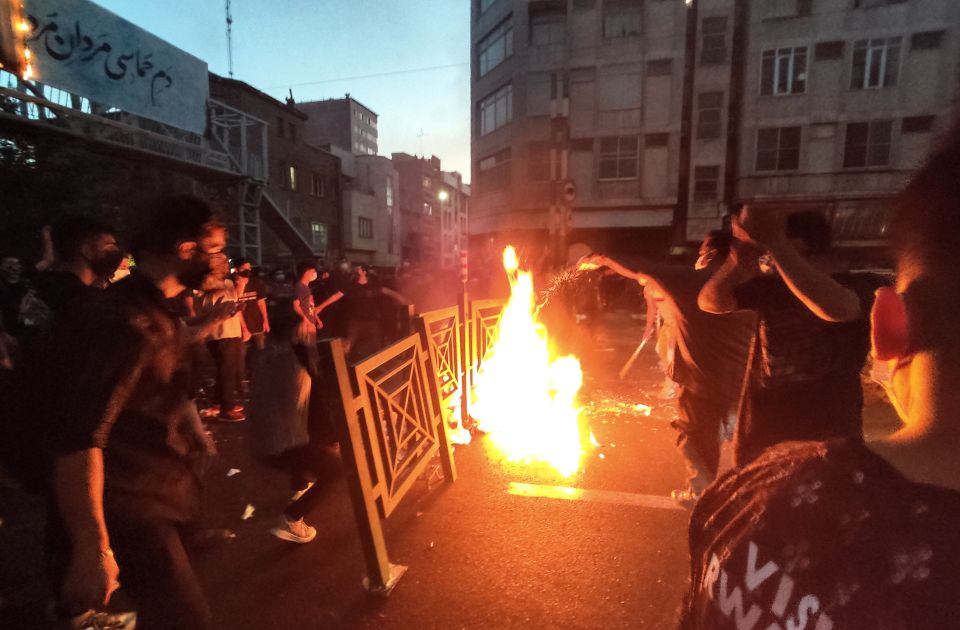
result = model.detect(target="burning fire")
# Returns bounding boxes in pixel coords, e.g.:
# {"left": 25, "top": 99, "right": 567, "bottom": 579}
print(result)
{"left": 470, "top": 247, "right": 588, "bottom": 476}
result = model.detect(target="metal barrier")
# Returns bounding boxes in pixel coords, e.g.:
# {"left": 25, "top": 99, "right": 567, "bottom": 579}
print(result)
{"left": 322, "top": 335, "right": 457, "bottom": 594}
{"left": 322, "top": 296, "right": 506, "bottom": 595}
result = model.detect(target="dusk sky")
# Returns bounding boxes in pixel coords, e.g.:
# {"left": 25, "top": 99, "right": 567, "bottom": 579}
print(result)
{"left": 95, "top": 0, "right": 472, "bottom": 179}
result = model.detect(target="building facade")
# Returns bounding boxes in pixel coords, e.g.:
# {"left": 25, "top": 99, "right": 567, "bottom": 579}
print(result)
{"left": 334, "top": 147, "right": 402, "bottom": 268}
{"left": 470, "top": 0, "right": 960, "bottom": 259}
{"left": 299, "top": 95, "right": 379, "bottom": 156}
{"left": 210, "top": 75, "right": 343, "bottom": 265}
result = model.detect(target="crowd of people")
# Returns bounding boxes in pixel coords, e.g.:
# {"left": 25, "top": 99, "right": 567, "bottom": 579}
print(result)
{"left": 0, "top": 197, "right": 416, "bottom": 628}
{"left": 2, "top": 123, "right": 960, "bottom": 627}
{"left": 582, "top": 123, "right": 960, "bottom": 626}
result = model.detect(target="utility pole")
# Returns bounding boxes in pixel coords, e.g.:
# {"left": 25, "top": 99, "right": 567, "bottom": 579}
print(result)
{"left": 674, "top": 0, "right": 699, "bottom": 247}
{"left": 225, "top": 0, "right": 234, "bottom": 78}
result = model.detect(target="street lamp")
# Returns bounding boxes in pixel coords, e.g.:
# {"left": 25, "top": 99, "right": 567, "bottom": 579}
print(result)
{"left": 437, "top": 190, "right": 449, "bottom": 202}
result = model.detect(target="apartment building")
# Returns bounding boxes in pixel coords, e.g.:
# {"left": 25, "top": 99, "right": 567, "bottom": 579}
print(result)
{"left": 210, "top": 75, "right": 343, "bottom": 264}
{"left": 470, "top": 0, "right": 960, "bottom": 258}
{"left": 299, "top": 95, "right": 379, "bottom": 156}
{"left": 333, "top": 147, "right": 402, "bottom": 268}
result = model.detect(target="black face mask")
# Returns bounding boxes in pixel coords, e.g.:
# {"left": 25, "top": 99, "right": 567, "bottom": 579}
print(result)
{"left": 90, "top": 250, "right": 125, "bottom": 278}
{"left": 237, "top": 269, "right": 252, "bottom": 278}
{"left": 178, "top": 257, "right": 213, "bottom": 290}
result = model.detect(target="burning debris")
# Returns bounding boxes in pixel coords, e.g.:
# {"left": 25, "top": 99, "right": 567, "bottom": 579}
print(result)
{"left": 470, "top": 247, "right": 593, "bottom": 477}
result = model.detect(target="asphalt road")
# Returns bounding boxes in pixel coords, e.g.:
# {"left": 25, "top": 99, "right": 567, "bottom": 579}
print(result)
{"left": 0, "top": 309, "right": 900, "bottom": 629}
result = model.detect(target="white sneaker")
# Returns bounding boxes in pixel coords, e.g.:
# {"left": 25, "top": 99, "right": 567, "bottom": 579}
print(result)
{"left": 271, "top": 517, "right": 317, "bottom": 543}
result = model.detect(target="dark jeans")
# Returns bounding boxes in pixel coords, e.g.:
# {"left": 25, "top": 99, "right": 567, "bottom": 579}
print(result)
{"left": 108, "top": 516, "right": 212, "bottom": 630}
{"left": 46, "top": 507, "right": 211, "bottom": 630}
{"left": 671, "top": 385, "right": 731, "bottom": 494}
{"left": 284, "top": 443, "right": 342, "bottom": 521}
{"left": 207, "top": 337, "right": 242, "bottom": 410}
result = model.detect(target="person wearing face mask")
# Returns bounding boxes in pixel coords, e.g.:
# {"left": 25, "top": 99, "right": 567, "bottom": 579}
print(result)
{"left": 46, "top": 196, "right": 226, "bottom": 629}
{"left": 681, "top": 121, "right": 960, "bottom": 630}
{"left": 0, "top": 215, "right": 123, "bottom": 492}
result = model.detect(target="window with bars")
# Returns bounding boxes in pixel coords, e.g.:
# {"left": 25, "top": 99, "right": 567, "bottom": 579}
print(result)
{"left": 761, "top": 47, "right": 807, "bottom": 95}
{"left": 696, "top": 92, "right": 723, "bottom": 140}
{"left": 603, "top": 0, "right": 642, "bottom": 39}
{"left": 358, "top": 217, "right": 373, "bottom": 239}
{"left": 598, "top": 136, "right": 639, "bottom": 180}
{"left": 478, "top": 18, "right": 514, "bottom": 76}
{"left": 851, "top": 37, "right": 901, "bottom": 89}
{"left": 478, "top": 148, "right": 512, "bottom": 193}
{"left": 756, "top": 127, "right": 801, "bottom": 171}
{"left": 700, "top": 17, "right": 728, "bottom": 65}
{"left": 844, "top": 121, "right": 893, "bottom": 168}
{"left": 694, "top": 166, "right": 721, "bottom": 202}
{"left": 479, "top": 84, "right": 513, "bottom": 135}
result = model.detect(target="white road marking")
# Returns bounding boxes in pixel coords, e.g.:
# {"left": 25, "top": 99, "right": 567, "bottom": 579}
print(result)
{"left": 507, "top": 482, "right": 685, "bottom": 511}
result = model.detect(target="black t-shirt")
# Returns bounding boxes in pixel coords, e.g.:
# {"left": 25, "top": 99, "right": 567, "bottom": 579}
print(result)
{"left": 342, "top": 280, "right": 382, "bottom": 323}
{"left": 732, "top": 272, "right": 889, "bottom": 463}
{"left": 239, "top": 277, "right": 266, "bottom": 333}
{"left": 643, "top": 263, "right": 755, "bottom": 404}
{"left": 682, "top": 439, "right": 960, "bottom": 629}
{"left": 48, "top": 273, "right": 201, "bottom": 522}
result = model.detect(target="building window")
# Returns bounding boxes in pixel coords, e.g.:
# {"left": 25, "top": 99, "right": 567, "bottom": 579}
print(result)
{"left": 756, "top": 126, "right": 801, "bottom": 171}
{"left": 529, "top": 9, "right": 566, "bottom": 46}
{"left": 814, "top": 40, "right": 844, "bottom": 60}
{"left": 696, "top": 92, "right": 723, "bottom": 140}
{"left": 385, "top": 178, "right": 394, "bottom": 212}
{"left": 480, "top": 0, "right": 497, "bottom": 14}
{"left": 843, "top": 121, "right": 892, "bottom": 168}
{"left": 646, "top": 58, "right": 673, "bottom": 77}
{"left": 478, "top": 18, "right": 514, "bottom": 76}
{"left": 527, "top": 141, "right": 551, "bottom": 181}
{"left": 603, "top": 0, "right": 642, "bottom": 39}
{"left": 276, "top": 117, "right": 285, "bottom": 138}
{"left": 279, "top": 160, "right": 289, "bottom": 188}
{"left": 423, "top": 203, "right": 433, "bottom": 216}
{"left": 598, "top": 136, "right": 639, "bottom": 180}
{"left": 700, "top": 17, "right": 728, "bottom": 65}
{"left": 479, "top": 84, "right": 513, "bottom": 135}
{"left": 288, "top": 165, "right": 297, "bottom": 191}
{"left": 693, "top": 166, "right": 721, "bottom": 203}
{"left": 911, "top": 30, "right": 944, "bottom": 51}
{"left": 761, "top": 47, "right": 807, "bottom": 95}
{"left": 851, "top": 37, "right": 901, "bottom": 89}
{"left": 311, "top": 222, "right": 327, "bottom": 253}
{"left": 358, "top": 217, "right": 374, "bottom": 239}
{"left": 902, "top": 115, "right": 934, "bottom": 133}
{"left": 477, "top": 148, "right": 512, "bottom": 193}
{"left": 288, "top": 122, "right": 296, "bottom": 141}
{"left": 310, "top": 173, "right": 325, "bottom": 197}
{"left": 423, "top": 176, "right": 433, "bottom": 189}
{"left": 854, "top": 0, "right": 906, "bottom": 7}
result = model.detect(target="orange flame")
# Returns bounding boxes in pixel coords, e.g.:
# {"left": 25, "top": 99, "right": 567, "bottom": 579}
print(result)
{"left": 471, "top": 246, "right": 588, "bottom": 476}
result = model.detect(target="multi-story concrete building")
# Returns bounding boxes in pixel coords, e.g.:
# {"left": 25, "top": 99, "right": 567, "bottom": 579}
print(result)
{"left": 440, "top": 171, "right": 471, "bottom": 270}
{"left": 392, "top": 153, "right": 469, "bottom": 269}
{"left": 470, "top": 0, "right": 960, "bottom": 259}
{"left": 210, "top": 75, "right": 343, "bottom": 265}
{"left": 333, "top": 147, "right": 402, "bottom": 268}
{"left": 299, "top": 95, "right": 379, "bottom": 156}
